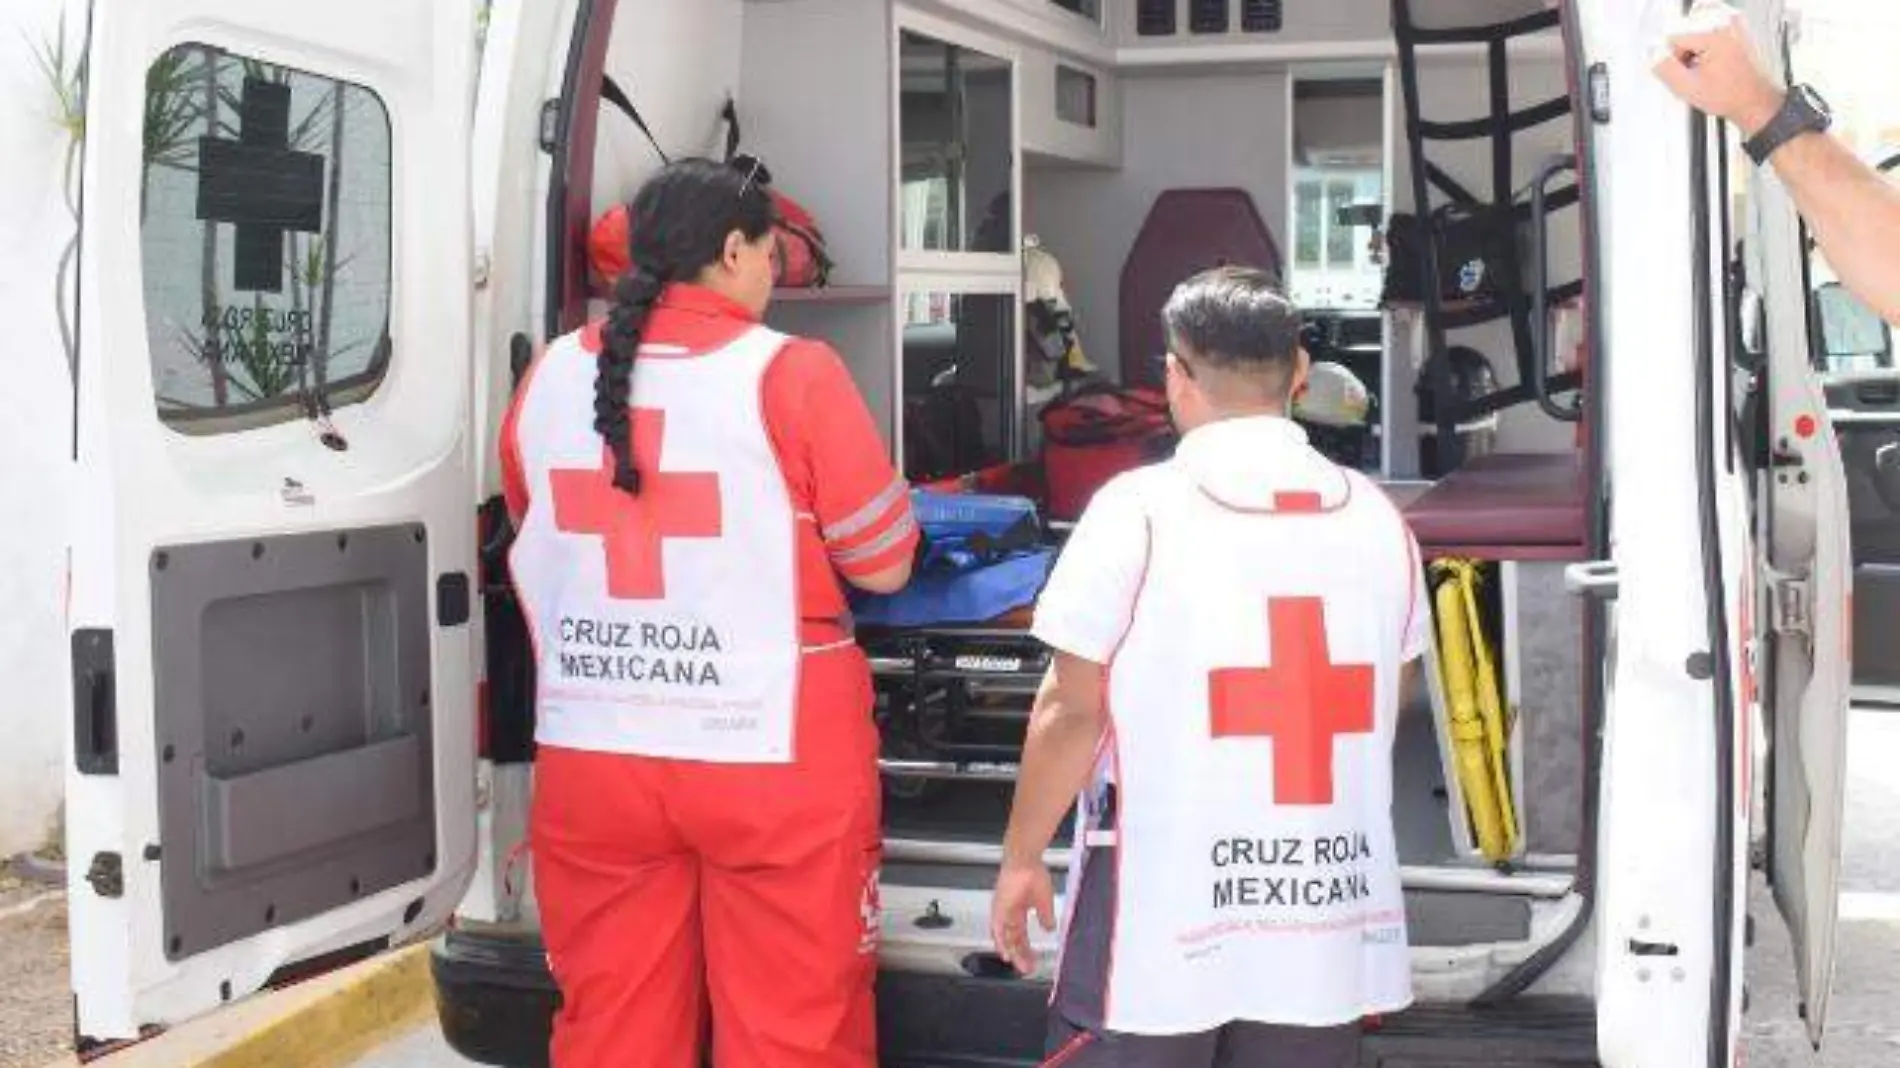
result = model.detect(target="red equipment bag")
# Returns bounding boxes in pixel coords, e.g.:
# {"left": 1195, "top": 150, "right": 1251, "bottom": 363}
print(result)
{"left": 765, "top": 187, "right": 830, "bottom": 288}
{"left": 719, "top": 100, "right": 832, "bottom": 288}
{"left": 1038, "top": 384, "right": 1176, "bottom": 522}
{"left": 594, "top": 79, "right": 833, "bottom": 289}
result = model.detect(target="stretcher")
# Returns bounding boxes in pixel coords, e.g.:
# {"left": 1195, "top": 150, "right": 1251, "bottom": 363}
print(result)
{"left": 861, "top": 588, "right": 1052, "bottom": 798}
{"left": 1428, "top": 559, "right": 1519, "bottom": 864}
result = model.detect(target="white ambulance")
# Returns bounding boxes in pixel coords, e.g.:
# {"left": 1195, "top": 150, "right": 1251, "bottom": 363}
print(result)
{"left": 43, "top": 0, "right": 1861, "bottom": 1065}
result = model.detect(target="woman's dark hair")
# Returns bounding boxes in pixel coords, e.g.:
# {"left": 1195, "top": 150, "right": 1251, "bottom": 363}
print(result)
{"left": 596, "top": 158, "right": 775, "bottom": 494}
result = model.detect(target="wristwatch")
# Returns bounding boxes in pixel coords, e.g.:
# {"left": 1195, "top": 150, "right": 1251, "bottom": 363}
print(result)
{"left": 1744, "top": 84, "right": 1832, "bottom": 166}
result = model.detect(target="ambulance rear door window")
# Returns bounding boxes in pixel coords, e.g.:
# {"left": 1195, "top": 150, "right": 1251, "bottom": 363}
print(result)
{"left": 140, "top": 44, "right": 393, "bottom": 435}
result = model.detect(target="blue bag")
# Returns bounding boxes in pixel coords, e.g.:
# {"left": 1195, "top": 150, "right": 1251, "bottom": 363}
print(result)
{"left": 851, "top": 491, "right": 1056, "bottom": 628}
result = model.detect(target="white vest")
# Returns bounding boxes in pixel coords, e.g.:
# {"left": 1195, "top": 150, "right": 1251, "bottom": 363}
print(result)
{"left": 1084, "top": 420, "right": 1416, "bottom": 1033}
{"left": 508, "top": 326, "right": 800, "bottom": 763}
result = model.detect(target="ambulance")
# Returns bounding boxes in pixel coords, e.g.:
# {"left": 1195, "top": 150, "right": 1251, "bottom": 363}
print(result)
{"left": 40, "top": 0, "right": 1860, "bottom": 1065}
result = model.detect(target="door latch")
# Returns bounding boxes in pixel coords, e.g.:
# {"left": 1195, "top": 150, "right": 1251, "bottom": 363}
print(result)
{"left": 86, "top": 853, "right": 124, "bottom": 899}
{"left": 1765, "top": 568, "right": 1812, "bottom": 640}
{"left": 1564, "top": 559, "right": 1620, "bottom": 601}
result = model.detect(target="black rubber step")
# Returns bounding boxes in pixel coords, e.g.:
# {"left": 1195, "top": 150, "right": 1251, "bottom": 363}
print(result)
{"left": 1364, "top": 1000, "right": 1598, "bottom": 1065}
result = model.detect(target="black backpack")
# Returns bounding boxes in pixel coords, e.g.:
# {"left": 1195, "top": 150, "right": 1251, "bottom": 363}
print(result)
{"left": 1382, "top": 202, "right": 1522, "bottom": 306}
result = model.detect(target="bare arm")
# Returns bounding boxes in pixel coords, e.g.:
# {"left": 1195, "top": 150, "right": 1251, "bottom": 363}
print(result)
{"left": 1762, "top": 134, "right": 1900, "bottom": 327}
{"left": 845, "top": 559, "right": 913, "bottom": 595}
{"left": 1654, "top": 1, "right": 1900, "bottom": 326}
{"left": 990, "top": 652, "right": 1109, "bottom": 974}
{"left": 1003, "top": 652, "right": 1109, "bottom": 866}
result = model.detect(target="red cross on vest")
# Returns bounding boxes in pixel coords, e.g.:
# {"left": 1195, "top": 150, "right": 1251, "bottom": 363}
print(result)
{"left": 1208, "top": 597, "right": 1375, "bottom": 806}
{"left": 550, "top": 409, "right": 723, "bottom": 600}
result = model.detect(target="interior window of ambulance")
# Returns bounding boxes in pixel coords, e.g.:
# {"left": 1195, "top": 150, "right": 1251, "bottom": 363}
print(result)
{"left": 1289, "top": 79, "right": 1385, "bottom": 312}
{"left": 1807, "top": 154, "right": 1898, "bottom": 375}
{"left": 140, "top": 44, "right": 393, "bottom": 435}
{"left": 1048, "top": 0, "right": 1102, "bottom": 23}
{"left": 1289, "top": 172, "right": 1383, "bottom": 310}
{"left": 901, "top": 292, "right": 1017, "bottom": 482}
{"left": 900, "top": 31, "right": 1013, "bottom": 255}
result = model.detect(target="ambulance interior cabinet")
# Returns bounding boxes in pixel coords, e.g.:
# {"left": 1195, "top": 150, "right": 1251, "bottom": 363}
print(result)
{"left": 1019, "top": 47, "right": 1121, "bottom": 169}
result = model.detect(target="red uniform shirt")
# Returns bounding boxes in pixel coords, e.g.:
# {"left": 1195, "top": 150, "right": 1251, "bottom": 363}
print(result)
{"left": 499, "top": 284, "right": 916, "bottom": 711}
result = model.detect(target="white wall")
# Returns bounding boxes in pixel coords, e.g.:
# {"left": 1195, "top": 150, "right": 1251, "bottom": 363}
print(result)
{"left": 585, "top": 0, "right": 898, "bottom": 434}
{"left": 0, "top": 0, "right": 84, "bottom": 857}
{"left": 1025, "top": 69, "right": 1292, "bottom": 379}
{"left": 741, "top": 0, "right": 898, "bottom": 430}
{"left": 591, "top": 0, "right": 744, "bottom": 214}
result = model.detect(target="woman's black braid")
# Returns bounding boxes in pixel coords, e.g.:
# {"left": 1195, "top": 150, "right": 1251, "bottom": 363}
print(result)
{"left": 588, "top": 158, "right": 775, "bottom": 496}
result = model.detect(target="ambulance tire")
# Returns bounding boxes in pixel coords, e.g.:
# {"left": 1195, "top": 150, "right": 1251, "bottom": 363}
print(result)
{"left": 430, "top": 930, "right": 557, "bottom": 1068}
{"left": 429, "top": 928, "right": 1055, "bottom": 1067}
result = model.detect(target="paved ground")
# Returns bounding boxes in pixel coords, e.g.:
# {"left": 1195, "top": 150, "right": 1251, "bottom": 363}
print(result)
{"left": 348, "top": 710, "right": 1900, "bottom": 1068}
{"left": 1742, "top": 707, "right": 1900, "bottom": 1068}
{"left": 0, "top": 875, "right": 72, "bottom": 1068}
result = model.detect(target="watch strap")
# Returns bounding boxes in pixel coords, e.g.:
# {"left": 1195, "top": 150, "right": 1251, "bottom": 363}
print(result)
{"left": 1746, "top": 85, "right": 1830, "bottom": 166}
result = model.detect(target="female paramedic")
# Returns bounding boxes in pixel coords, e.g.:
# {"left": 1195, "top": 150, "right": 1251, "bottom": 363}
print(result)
{"left": 499, "top": 158, "right": 918, "bottom": 1068}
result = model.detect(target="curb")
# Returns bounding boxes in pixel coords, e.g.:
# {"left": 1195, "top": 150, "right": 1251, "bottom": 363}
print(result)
{"left": 48, "top": 942, "right": 436, "bottom": 1068}
{"left": 7, "top": 852, "right": 65, "bottom": 887}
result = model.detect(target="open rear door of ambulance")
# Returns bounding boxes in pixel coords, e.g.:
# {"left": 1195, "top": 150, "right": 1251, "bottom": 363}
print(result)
{"left": 1741, "top": 2, "right": 1853, "bottom": 1047}
{"left": 66, "top": 0, "right": 478, "bottom": 1048}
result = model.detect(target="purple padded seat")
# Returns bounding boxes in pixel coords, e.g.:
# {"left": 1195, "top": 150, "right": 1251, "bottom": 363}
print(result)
{"left": 1402, "top": 452, "right": 1588, "bottom": 561}
{"left": 1119, "top": 189, "right": 1285, "bottom": 389}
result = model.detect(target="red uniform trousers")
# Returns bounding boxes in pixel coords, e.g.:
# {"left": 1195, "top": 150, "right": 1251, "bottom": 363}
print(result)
{"left": 529, "top": 648, "right": 882, "bottom": 1068}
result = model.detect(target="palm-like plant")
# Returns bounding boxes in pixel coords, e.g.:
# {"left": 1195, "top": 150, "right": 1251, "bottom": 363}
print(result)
{"left": 29, "top": 11, "right": 86, "bottom": 382}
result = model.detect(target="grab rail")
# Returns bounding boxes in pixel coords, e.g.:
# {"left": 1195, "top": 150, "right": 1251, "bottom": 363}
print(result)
{"left": 1530, "top": 153, "right": 1584, "bottom": 423}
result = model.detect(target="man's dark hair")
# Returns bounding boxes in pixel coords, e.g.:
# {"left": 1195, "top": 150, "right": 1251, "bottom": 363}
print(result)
{"left": 1161, "top": 266, "right": 1301, "bottom": 378}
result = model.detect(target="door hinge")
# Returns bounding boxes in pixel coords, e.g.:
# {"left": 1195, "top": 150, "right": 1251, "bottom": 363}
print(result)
{"left": 1587, "top": 63, "right": 1611, "bottom": 124}
{"left": 473, "top": 248, "right": 491, "bottom": 289}
{"left": 1766, "top": 568, "right": 1812, "bottom": 639}
{"left": 538, "top": 99, "right": 561, "bottom": 154}
{"left": 85, "top": 853, "right": 124, "bottom": 899}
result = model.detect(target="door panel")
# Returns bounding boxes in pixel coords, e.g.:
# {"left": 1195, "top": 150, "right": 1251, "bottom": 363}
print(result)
{"left": 150, "top": 527, "right": 437, "bottom": 960}
{"left": 67, "top": 0, "right": 478, "bottom": 1044}
{"left": 1741, "top": 1, "right": 1853, "bottom": 1046}
{"left": 1811, "top": 145, "right": 1900, "bottom": 698}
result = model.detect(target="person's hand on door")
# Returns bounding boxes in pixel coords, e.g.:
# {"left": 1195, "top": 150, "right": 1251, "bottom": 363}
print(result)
{"left": 1652, "top": 0, "right": 1785, "bottom": 136}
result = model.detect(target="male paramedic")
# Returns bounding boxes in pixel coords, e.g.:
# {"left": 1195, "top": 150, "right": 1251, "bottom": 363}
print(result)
{"left": 991, "top": 267, "right": 1427, "bottom": 1068}
{"left": 1657, "top": 0, "right": 1900, "bottom": 326}
{"left": 502, "top": 158, "right": 917, "bottom": 1068}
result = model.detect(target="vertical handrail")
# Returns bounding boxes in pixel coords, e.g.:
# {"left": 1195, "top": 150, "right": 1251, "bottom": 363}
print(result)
{"left": 1530, "top": 153, "right": 1583, "bottom": 422}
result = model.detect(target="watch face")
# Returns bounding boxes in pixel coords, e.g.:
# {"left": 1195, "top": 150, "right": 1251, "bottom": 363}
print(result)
{"left": 1800, "top": 84, "right": 1833, "bottom": 120}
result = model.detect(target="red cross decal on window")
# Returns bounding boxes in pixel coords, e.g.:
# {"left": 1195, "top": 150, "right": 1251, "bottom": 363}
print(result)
{"left": 1209, "top": 597, "right": 1375, "bottom": 806}
{"left": 550, "top": 409, "right": 722, "bottom": 600}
